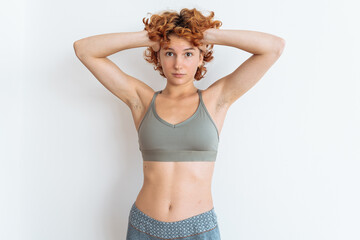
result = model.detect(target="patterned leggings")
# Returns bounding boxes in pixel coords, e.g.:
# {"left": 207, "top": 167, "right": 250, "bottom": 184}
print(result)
{"left": 126, "top": 202, "right": 221, "bottom": 240}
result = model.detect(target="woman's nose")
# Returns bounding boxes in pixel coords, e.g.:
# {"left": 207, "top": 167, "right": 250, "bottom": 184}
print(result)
{"left": 175, "top": 57, "right": 183, "bottom": 69}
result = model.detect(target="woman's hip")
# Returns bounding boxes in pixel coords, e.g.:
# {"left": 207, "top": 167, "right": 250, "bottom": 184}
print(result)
{"left": 126, "top": 201, "right": 221, "bottom": 240}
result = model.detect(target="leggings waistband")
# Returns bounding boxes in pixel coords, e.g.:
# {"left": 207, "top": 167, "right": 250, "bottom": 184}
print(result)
{"left": 128, "top": 202, "right": 218, "bottom": 239}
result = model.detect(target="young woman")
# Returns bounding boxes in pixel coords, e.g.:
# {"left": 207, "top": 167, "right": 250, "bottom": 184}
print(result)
{"left": 74, "top": 8, "right": 285, "bottom": 240}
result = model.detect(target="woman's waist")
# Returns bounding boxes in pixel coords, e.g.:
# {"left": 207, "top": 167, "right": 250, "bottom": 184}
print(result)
{"left": 129, "top": 200, "right": 219, "bottom": 239}
{"left": 139, "top": 180, "right": 213, "bottom": 199}
{"left": 135, "top": 183, "right": 213, "bottom": 222}
{"left": 142, "top": 161, "right": 215, "bottom": 180}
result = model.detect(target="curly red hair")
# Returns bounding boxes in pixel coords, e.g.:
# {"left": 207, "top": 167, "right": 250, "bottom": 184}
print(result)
{"left": 142, "top": 8, "right": 222, "bottom": 81}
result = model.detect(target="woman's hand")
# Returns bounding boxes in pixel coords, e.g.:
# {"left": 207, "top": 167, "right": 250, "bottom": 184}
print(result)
{"left": 143, "top": 30, "right": 160, "bottom": 52}
{"left": 198, "top": 28, "right": 214, "bottom": 52}
{"left": 150, "top": 40, "right": 160, "bottom": 52}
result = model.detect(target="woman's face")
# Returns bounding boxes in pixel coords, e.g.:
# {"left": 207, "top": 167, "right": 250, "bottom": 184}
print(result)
{"left": 158, "top": 34, "right": 203, "bottom": 83}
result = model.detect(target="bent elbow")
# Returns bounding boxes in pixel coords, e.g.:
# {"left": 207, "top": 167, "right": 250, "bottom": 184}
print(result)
{"left": 276, "top": 38, "right": 286, "bottom": 55}
{"left": 73, "top": 41, "right": 85, "bottom": 58}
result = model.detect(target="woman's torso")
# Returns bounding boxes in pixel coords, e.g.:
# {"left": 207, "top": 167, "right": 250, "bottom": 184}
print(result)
{"left": 132, "top": 87, "right": 228, "bottom": 222}
{"left": 135, "top": 161, "right": 215, "bottom": 222}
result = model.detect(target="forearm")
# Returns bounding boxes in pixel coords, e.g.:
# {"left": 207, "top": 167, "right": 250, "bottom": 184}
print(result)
{"left": 74, "top": 30, "right": 152, "bottom": 58}
{"left": 204, "top": 29, "right": 285, "bottom": 55}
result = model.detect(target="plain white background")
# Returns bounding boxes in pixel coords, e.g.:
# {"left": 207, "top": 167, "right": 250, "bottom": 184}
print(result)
{"left": 1, "top": 0, "right": 359, "bottom": 239}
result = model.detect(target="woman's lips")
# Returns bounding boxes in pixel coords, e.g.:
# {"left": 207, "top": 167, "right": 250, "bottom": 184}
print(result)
{"left": 172, "top": 73, "right": 185, "bottom": 77}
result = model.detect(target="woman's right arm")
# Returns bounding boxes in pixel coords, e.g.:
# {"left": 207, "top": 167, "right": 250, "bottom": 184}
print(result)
{"left": 73, "top": 30, "right": 157, "bottom": 58}
{"left": 73, "top": 30, "right": 158, "bottom": 108}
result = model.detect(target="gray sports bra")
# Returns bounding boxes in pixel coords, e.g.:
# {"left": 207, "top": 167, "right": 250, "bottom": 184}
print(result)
{"left": 137, "top": 89, "right": 219, "bottom": 162}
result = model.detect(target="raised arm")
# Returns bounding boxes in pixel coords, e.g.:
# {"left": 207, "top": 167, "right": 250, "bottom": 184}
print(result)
{"left": 203, "top": 29, "right": 285, "bottom": 107}
{"left": 73, "top": 30, "right": 159, "bottom": 107}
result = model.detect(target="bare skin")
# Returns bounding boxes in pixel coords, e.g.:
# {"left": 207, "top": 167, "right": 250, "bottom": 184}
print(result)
{"left": 134, "top": 87, "right": 228, "bottom": 222}
{"left": 131, "top": 35, "right": 229, "bottom": 222}
{"left": 73, "top": 28, "right": 284, "bottom": 222}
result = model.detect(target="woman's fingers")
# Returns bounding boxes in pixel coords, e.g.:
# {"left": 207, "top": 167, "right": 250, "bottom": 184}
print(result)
{"left": 151, "top": 41, "right": 161, "bottom": 52}
{"left": 198, "top": 44, "right": 206, "bottom": 53}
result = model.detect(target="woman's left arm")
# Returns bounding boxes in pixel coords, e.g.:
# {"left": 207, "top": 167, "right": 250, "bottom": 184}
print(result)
{"left": 203, "top": 29, "right": 285, "bottom": 107}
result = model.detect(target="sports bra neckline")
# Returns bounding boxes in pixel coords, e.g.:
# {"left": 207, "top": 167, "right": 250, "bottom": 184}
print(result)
{"left": 152, "top": 89, "right": 201, "bottom": 128}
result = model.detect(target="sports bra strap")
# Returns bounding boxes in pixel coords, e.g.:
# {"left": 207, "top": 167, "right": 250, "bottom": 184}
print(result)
{"left": 152, "top": 89, "right": 203, "bottom": 111}
{"left": 150, "top": 91, "right": 160, "bottom": 107}
{"left": 198, "top": 89, "right": 203, "bottom": 103}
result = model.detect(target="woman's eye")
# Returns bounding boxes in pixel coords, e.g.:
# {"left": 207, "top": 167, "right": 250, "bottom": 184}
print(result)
{"left": 186, "top": 52, "right": 193, "bottom": 57}
{"left": 166, "top": 52, "right": 173, "bottom": 56}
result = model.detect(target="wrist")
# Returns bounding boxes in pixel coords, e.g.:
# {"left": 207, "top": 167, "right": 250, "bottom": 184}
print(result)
{"left": 140, "top": 30, "right": 150, "bottom": 46}
{"left": 203, "top": 28, "right": 219, "bottom": 45}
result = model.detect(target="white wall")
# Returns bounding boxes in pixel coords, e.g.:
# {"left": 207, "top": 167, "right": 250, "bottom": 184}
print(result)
{"left": 1, "top": 0, "right": 359, "bottom": 239}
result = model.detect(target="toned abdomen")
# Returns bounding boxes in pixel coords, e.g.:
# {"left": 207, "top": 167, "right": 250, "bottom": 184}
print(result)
{"left": 134, "top": 161, "right": 215, "bottom": 222}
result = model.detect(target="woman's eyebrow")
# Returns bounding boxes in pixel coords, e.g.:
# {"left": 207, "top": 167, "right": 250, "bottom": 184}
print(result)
{"left": 166, "top": 47, "right": 196, "bottom": 51}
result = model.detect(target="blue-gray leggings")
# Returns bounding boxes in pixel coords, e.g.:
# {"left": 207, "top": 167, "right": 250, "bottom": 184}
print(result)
{"left": 126, "top": 202, "right": 221, "bottom": 240}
